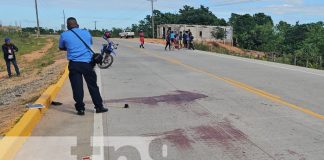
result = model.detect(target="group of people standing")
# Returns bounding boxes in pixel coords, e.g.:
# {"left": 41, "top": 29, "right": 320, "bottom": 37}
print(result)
{"left": 165, "top": 29, "right": 195, "bottom": 51}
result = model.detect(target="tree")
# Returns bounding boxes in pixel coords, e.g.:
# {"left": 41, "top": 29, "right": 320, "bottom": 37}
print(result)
{"left": 297, "top": 43, "right": 319, "bottom": 67}
{"left": 253, "top": 23, "right": 276, "bottom": 52}
{"left": 110, "top": 27, "right": 123, "bottom": 38}
{"left": 284, "top": 22, "right": 308, "bottom": 55}
{"left": 128, "top": 5, "right": 324, "bottom": 69}
{"left": 253, "top": 13, "right": 273, "bottom": 26}
{"left": 274, "top": 21, "right": 292, "bottom": 55}
{"left": 89, "top": 29, "right": 104, "bottom": 37}
{"left": 229, "top": 13, "right": 256, "bottom": 49}
{"left": 178, "top": 5, "right": 224, "bottom": 25}
{"left": 300, "top": 22, "right": 324, "bottom": 67}
{"left": 229, "top": 13, "right": 277, "bottom": 51}
{"left": 211, "top": 27, "right": 226, "bottom": 40}
{"left": 132, "top": 5, "right": 230, "bottom": 38}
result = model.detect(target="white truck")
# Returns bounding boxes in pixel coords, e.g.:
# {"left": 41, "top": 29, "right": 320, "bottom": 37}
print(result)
{"left": 119, "top": 30, "right": 135, "bottom": 38}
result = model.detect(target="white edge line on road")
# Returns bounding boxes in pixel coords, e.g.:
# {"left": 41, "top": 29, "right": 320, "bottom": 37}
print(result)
{"left": 92, "top": 67, "right": 105, "bottom": 160}
{"left": 197, "top": 50, "right": 324, "bottom": 78}
{"left": 127, "top": 39, "right": 324, "bottom": 78}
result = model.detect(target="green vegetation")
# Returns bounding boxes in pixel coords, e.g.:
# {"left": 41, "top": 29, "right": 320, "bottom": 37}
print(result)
{"left": 21, "top": 27, "right": 110, "bottom": 38}
{"left": 0, "top": 32, "right": 47, "bottom": 55}
{"left": 33, "top": 38, "right": 61, "bottom": 68}
{"left": 10, "top": 5, "right": 323, "bottom": 69}
{"left": 194, "top": 42, "right": 233, "bottom": 56}
{"left": 229, "top": 14, "right": 324, "bottom": 69}
{"left": 211, "top": 27, "right": 226, "bottom": 40}
{"left": 22, "top": 27, "right": 56, "bottom": 35}
{"left": 194, "top": 42, "right": 264, "bottom": 60}
{"left": 0, "top": 32, "right": 48, "bottom": 72}
{"left": 110, "top": 28, "right": 123, "bottom": 38}
{"left": 126, "top": 5, "right": 324, "bottom": 69}
{"left": 128, "top": 5, "right": 227, "bottom": 38}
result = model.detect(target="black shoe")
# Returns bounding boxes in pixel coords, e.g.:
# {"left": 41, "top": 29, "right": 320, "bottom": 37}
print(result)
{"left": 77, "top": 110, "right": 85, "bottom": 116}
{"left": 96, "top": 107, "right": 108, "bottom": 113}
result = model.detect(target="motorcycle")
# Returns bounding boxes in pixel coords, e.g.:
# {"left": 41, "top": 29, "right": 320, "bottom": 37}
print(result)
{"left": 97, "top": 42, "right": 118, "bottom": 69}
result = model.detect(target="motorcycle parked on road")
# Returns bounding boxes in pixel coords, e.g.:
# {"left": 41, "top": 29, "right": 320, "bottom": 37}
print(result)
{"left": 97, "top": 42, "right": 118, "bottom": 69}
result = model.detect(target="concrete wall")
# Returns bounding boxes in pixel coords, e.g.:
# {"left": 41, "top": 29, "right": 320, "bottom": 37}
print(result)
{"left": 157, "top": 24, "right": 233, "bottom": 43}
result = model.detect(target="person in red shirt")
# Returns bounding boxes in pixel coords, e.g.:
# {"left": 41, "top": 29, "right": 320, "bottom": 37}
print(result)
{"left": 139, "top": 30, "right": 145, "bottom": 48}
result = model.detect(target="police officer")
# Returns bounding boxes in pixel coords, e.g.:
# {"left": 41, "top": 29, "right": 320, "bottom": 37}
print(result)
{"left": 59, "top": 17, "right": 108, "bottom": 115}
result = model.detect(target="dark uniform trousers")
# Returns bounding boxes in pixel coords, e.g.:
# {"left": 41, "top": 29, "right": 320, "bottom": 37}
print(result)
{"left": 68, "top": 61, "right": 103, "bottom": 111}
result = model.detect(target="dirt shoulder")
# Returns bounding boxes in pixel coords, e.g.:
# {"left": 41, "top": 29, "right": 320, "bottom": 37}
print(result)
{"left": 127, "top": 38, "right": 265, "bottom": 58}
{"left": 128, "top": 38, "right": 165, "bottom": 45}
{"left": 22, "top": 38, "right": 54, "bottom": 62}
{"left": 0, "top": 37, "right": 67, "bottom": 135}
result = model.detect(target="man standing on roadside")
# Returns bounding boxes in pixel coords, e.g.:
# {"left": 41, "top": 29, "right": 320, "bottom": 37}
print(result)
{"left": 2, "top": 38, "right": 20, "bottom": 78}
{"left": 59, "top": 17, "right": 108, "bottom": 116}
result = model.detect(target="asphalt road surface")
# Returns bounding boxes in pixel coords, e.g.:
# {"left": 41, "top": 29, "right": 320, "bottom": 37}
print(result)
{"left": 15, "top": 38, "right": 324, "bottom": 160}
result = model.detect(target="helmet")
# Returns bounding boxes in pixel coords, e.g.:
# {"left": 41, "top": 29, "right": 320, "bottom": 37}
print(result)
{"left": 4, "top": 38, "right": 10, "bottom": 43}
{"left": 103, "top": 31, "right": 111, "bottom": 39}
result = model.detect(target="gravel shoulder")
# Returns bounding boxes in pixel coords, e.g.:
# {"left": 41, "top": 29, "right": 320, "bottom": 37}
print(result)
{"left": 0, "top": 37, "right": 67, "bottom": 135}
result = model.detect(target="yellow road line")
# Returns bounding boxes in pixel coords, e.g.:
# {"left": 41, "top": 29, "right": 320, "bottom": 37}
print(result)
{"left": 221, "top": 77, "right": 281, "bottom": 99}
{"left": 127, "top": 45, "right": 324, "bottom": 120}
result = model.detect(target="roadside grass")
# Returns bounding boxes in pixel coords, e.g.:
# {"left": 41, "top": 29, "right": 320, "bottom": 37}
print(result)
{"left": 195, "top": 42, "right": 236, "bottom": 56}
{"left": 0, "top": 35, "right": 66, "bottom": 135}
{"left": 194, "top": 41, "right": 324, "bottom": 70}
{"left": 33, "top": 38, "right": 63, "bottom": 69}
{"left": 0, "top": 33, "right": 47, "bottom": 55}
{"left": 195, "top": 42, "right": 272, "bottom": 64}
{"left": 0, "top": 32, "right": 47, "bottom": 72}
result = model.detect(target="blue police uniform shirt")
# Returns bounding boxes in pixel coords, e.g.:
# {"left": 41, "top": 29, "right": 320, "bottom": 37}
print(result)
{"left": 59, "top": 28, "right": 93, "bottom": 63}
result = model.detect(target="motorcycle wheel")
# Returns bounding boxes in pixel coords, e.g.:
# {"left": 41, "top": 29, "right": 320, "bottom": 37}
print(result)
{"left": 97, "top": 54, "right": 114, "bottom": 69}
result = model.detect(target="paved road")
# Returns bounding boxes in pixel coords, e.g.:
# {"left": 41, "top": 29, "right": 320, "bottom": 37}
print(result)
{"left": 15, "top": 38, "right": 324, "bottom": 160}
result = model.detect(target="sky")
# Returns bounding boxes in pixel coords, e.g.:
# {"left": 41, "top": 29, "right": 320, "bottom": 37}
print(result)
{"left": 0, "top": 0, "right": 323, "bottom": 30}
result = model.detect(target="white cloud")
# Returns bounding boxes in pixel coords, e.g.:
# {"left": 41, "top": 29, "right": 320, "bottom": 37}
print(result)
{"left": 261, "top": 4, "right": 324, "bottom": 15}
{"left": 282, "top": 0, "right": 303, "bottom": 5}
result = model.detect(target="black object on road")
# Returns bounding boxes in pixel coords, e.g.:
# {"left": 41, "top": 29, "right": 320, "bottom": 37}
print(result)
{"left": 51, "top": 101, "right": 63, "bottom": 106}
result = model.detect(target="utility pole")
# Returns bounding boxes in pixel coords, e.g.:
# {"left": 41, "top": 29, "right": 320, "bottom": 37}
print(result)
{"left": 63, "top": 10, "right": 66, "bottom": 31}
{"left": 34, "top": 0, "right": 40, "bottom": 37}
{"left": 148, "top": 0, "right": 157, "bottom": 38}
{"left": 94, "top": 21, "right": 97, "bottom": 30}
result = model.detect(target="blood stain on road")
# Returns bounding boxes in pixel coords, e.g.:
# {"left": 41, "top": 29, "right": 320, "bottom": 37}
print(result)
{"left": 144, "top": 129, "right": 194, "bottom": 150}
{"left": 191, "top": 119, "right": 247, "bottom": 148}
{"left": 190, "top": 119, "right": 250, "bottom": 159}
{"left": 105, "top": 90, "right": 208, "bottom": 106}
